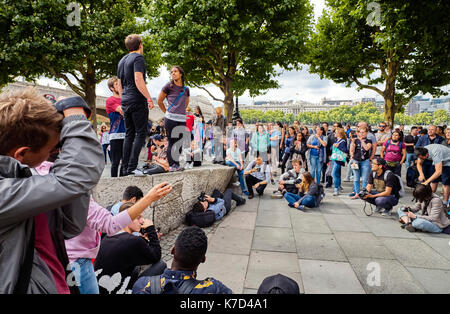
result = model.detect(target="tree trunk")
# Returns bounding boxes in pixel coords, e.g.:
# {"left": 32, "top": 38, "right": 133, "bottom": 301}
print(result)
{"left": 223, "top": 79, "right": 234, "bottom": 123}
{"left": 84, "top": 82, "right": 97, "bottom": 130}
{"left": 383, "top": 60, "right": 397, "bottom": 127}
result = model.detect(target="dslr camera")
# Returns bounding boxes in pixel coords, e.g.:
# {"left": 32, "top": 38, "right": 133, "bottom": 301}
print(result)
{"left": 358, "top": 188, "right": 369, "bottom": 199}
{"left": 293, "top": 178, "right": 302, "bottom": 185}
{"left": 198, "top": 192, "right": 206, "bottom": 202}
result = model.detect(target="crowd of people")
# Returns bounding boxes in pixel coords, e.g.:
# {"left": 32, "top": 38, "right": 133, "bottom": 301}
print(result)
{"left": 1, "top": 32, "right": 449, "bottom": 295}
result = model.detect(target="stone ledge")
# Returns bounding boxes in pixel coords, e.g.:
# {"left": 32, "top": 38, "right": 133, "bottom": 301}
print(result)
{"left": 92, "top": 165, "right": 235, "bottom": 234}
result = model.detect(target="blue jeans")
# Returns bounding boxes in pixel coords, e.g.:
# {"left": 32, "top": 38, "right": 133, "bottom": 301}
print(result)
{"left": 405, "top": 153, "right": 416, "bottom": 171}
{"left": 284, "top": 192, "right": 317, "bottom": 208}
{"left": 365, "top": 190, "right": 399, "bottom": 211}
{"left": 310, "top": 155, "right": 323, "bottom": 184}
{"left": 71, "top": 258, "right": 99, "bottom": 294}
{"left": 352, "top": 159, "right": 371, "bottom": 193}
{"left": 397, "top": 209, "right": 443, "bottom": 233}
{"left": 331, "top": 161, "right": 342, "bottom": 189}
{"left": 226, "top": 161, "right": 246, "bottom": 192}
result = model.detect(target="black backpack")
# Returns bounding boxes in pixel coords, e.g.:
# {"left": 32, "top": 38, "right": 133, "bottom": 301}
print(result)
{"left": 406, "top": 165, "right": 419, "bottom": 188}
{"left": 185, "top": 210, "right": 216, "bottom": 228}
{"left": 146, "top": 275, "right": 201, "bottom": 294}
{"left": 317, "top": 184, "right": 325, "bottom": 205}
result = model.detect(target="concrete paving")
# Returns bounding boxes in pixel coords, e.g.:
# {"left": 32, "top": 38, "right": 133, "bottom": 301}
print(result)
{"left": 105, "top": 161, "right": 450, "bottom": 294}
{"left": 189, "top": 179, "right": 450, "bottom": 294}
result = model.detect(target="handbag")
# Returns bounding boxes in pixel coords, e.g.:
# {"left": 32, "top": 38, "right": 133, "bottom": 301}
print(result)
{"left": 330, "top": 145, "right": 347, "bottom": 162}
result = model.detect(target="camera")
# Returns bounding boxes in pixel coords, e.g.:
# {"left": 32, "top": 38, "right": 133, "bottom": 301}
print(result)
{"left": 198, "top": 192, "right": 206, "bottom": 202}
{"left": 294, "top": 178, "right": 302, "bottom": 185}
{"left": 358, "top": 189, "right": 369, "bottom": 198}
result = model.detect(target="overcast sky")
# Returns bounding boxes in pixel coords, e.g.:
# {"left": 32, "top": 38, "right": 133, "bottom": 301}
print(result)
{"left": 37, "top": 0, "right": 447, "bottom": 106}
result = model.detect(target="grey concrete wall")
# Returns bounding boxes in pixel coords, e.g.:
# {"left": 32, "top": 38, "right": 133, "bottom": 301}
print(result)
{"left": 92, "top": 165, "right": 235, "bottom": 234}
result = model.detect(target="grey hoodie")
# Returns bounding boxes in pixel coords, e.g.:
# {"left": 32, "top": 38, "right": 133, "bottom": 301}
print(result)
{"left": 0, "top": 113, "right": 104, "bottom": 293}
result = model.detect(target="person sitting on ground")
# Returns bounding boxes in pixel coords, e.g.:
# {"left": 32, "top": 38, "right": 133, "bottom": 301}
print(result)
{"left": 225, "top": 139, "right": 248, "bottom": 195}
{"left": 415, "top": 145, "right": 450, "bottom": 208}
{"left": 398, "top": 184, "right": 450, "bottom": 233}
{"left": 184, "top": 140, "right": 202, "bottom": 169}
{"left": 94, "top": 202, "right": 167, "bottom": 294}
{"left": 192, "top": 189, "right": 246, "bottom": 221}
{"left": 244, "top": 156, "right": 271, "bottom": 199}
{"left": 142, "top": 136, "right": 170, "bottom": 175}
{"left": 284, "top": 171, "right": 320, "bottom": 210}
{"left": 272, "top": 159, "right": 304, "bottom": 198}
{"left": 132, "top": 226, "right": 232, "bottom": 294}
{"left": 361, "top": 157, "right": 401, "bottom": 216}
{"left": 110, "top": 186, "right": 144, "bottom": 216}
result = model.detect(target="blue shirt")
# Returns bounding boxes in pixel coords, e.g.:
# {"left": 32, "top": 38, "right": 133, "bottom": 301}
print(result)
{"left": 132, "top": 269, "right": 233, "bottom": 294}
{"left": 310, "top": 137, "right": 319, "bottom": 156}
{"left": 270, "top": 130, "right": 281, "bottom": 147}
{"left": 208, "top": 198, "right": 226, "bottom": 221}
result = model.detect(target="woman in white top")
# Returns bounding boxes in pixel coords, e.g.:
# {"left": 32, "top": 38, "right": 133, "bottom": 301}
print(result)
{"left": 226, "top": 139, "right": 248, "bottom": 195}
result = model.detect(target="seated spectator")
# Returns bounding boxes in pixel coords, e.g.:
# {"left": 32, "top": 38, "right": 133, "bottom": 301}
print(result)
{"left": 226, "top": 139, "right": 248, "bottom": 195}
{"left": 132, "top": 226, "right": 232, "bottom": 294}
{"left": 142, "top": 136, "right": 170, "bottom": 175}
{"left": 184, "top": 140, "right": 202, "bottom": 169}
{"left": 272, "top": 159, "right": 304, "bottom": 198}
{"left": 415, "top": 145, "right": 450, "bottom": 208}
{"left": 257, "top": 274, "right": 300, "bottom": 294}
{"left": 110, "top": 186, "right": 144, "bottom": 216}
{"left": 94, "top": 202, "right": 166, "bottom": 294}
{"left": 244, "top": 156, "right": 272, "bottom": 199}
{"left": 284, "top": 171, "right": 320, "bottom": 210}
{"left": 361, "top": 157, "right": 401, "bottom": 216}
{"left": 192, "top": 189, "right": 246, "bottom": 221}
{"left": 398, "top": 184, "right": 450, "bottom": 233}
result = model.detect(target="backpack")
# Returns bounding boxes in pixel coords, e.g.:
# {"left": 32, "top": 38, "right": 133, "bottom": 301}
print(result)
{"left": 185, "top": 210, "right": 216, "bottom": 228}
{"left": 317, "top": 184, "right": 325, "bottom": 205}
{"left": 147, "top": 275, "right": 201, "bottom": 294}
{"left": 406, "top": 165, "right": 419, "bottom": 188}
{"left": 373, "top": 170, "right": 405, "bottom": 198}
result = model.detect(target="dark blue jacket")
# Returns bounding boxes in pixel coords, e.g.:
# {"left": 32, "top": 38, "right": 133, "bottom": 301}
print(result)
{"left": 416, "top": 135, "right": 444, "bottom": 147}
{"left": 132, "top": 269, "right": 233, "bottom": 294}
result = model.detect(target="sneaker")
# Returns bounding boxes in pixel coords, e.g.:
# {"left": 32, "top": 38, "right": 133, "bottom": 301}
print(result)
{"left": 343, "top": 178, "right": 351, "bottom": 182}
{"left": 375, "top": 207, "right": 383, "bottom": 213}
{"left": 297, "top": 205, "right": 305, "bottom": 210}
{"left": 381, "top": 209, "right": 392, "bottom": 216}
{"left": 233, "top": 182, "right": 241, "bottom": 187}
{"left": 243, "top": 191, "right": 249, "bottom": 196}
{"left": 271, "top": 192, "right": 283, "bottom": 199}
{"left": 132, "top": 169, "right": 146, "bottom": 177}
{"left": 333, "top": 189, "right": 339, "bottom": 196}
{"left": 348, "top": 192, "right": 356, "bottom": 197}
{"left": 169, "top": 165, "right": 184, "bottom": 172}
{"left": 405, "top": 224, "right": 416, "bottom": 232}
{"left": 340, "top": 186, "right": 344, "bottom": 192}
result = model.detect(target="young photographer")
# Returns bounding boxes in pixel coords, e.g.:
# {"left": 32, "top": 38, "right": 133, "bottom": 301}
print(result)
{"left": 132, "top": 226, "right": 232, "bottom": 294}
{"left": 244, "top": 156, "right": 272, "bottom": 199}
{"left": 361, "top": 157, "right": 401, "bottom": 216}
{"left": 192, "top": 189, "right": 246, "bottom": 221}
{"left": 94, "top": 202, "right": 167, "bottom": 294}
{"left": 0, "top": 89, "right": 104, "bottom": 294}
{"left": 283, "top": 171, "right": 321, "bottom": 210}
{"left": 397, "top": 184, "right": 450, "bottom": 233}
{"left": 415, "top": 145, "right": 450, "bottom": 208}
{"left": 272, "top": 159, "right": 304, "bottom": 198}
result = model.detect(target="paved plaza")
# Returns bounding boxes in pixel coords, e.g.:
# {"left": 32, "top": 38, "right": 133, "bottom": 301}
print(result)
{"left": 161, "top": 178, "right": 450, "bottom": 294}
{"left": 101, "top": 163, "right": 450, "bottom": 294}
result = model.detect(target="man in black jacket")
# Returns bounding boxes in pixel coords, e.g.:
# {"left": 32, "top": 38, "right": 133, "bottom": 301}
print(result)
{"left": 94, "top": 203, "right": 165, "bottom": 294}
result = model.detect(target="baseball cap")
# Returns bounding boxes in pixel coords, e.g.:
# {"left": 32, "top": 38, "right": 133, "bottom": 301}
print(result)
{"left": 257, "top": 274, "right": 300, "bottom": 294}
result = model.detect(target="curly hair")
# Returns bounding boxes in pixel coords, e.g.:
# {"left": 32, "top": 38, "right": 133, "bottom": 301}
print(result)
{"left": 174, "top": 226, "right": 208, "bottom": 269}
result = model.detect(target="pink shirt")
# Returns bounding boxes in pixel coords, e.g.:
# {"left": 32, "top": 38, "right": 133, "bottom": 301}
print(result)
{"left": 383, "top": 140, "right": 406, "bottom": 162}
{"left": 36, "top": 162, "right": 132, "bottom": 264}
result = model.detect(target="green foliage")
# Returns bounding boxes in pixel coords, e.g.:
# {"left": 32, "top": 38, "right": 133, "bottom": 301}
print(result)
{"left": 306, "top": 0, "right": 450, "bottom": 125}
{"left": 147, "top": 0, "right": 313, "bottom": 120}
{"left": 432, "top": 109, "right": 450, "bottom": 125}
{"left": 0, "top": 0, "right": 161, "bottom": 127}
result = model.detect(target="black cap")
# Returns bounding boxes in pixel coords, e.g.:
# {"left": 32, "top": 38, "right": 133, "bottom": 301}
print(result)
{"left": 257, "top": 274, "right": 300, "bottom": 294}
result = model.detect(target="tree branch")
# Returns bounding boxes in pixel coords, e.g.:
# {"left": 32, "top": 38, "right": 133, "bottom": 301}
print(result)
{"left": 192, "top": 84, "right": 224, "bottom": 103}
{"left": 351, "top": 75, "right": 384, "bottom": 96}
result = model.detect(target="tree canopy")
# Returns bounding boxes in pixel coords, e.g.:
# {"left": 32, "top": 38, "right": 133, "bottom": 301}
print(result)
{"left": 306, "top": 0, "right": 450, "bottom": 126}
{"left": 0, "top": 0, "right": 161, "bottom": 126}
{"left": 147, "top": 0, "right": 314, "bottom": 122}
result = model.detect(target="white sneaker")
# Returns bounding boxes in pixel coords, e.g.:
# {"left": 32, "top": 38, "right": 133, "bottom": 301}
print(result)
{"left": 233, "top": 182, "right": 241, "bottom": 187}
{"left": 381, "top": 209, "right": 392, "bottom": 216}
{"left": 132, "top": 169, "right": 146, "bottom": 177}
{"left": 333, "top": 189, "right": 339, "bottom": 196}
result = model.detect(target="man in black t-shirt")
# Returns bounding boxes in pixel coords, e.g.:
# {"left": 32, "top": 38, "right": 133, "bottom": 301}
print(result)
{"left": 94, "top": 203, "right": 165, "bottom": 294}
{"left": 117, "top": 34, "right": 155, "bottom": 176}
{"left": 404, "top": 126, "right": 418, "bottom": 170}
{"left": 362, "top": 157, "right": 400, "bottom": 216}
